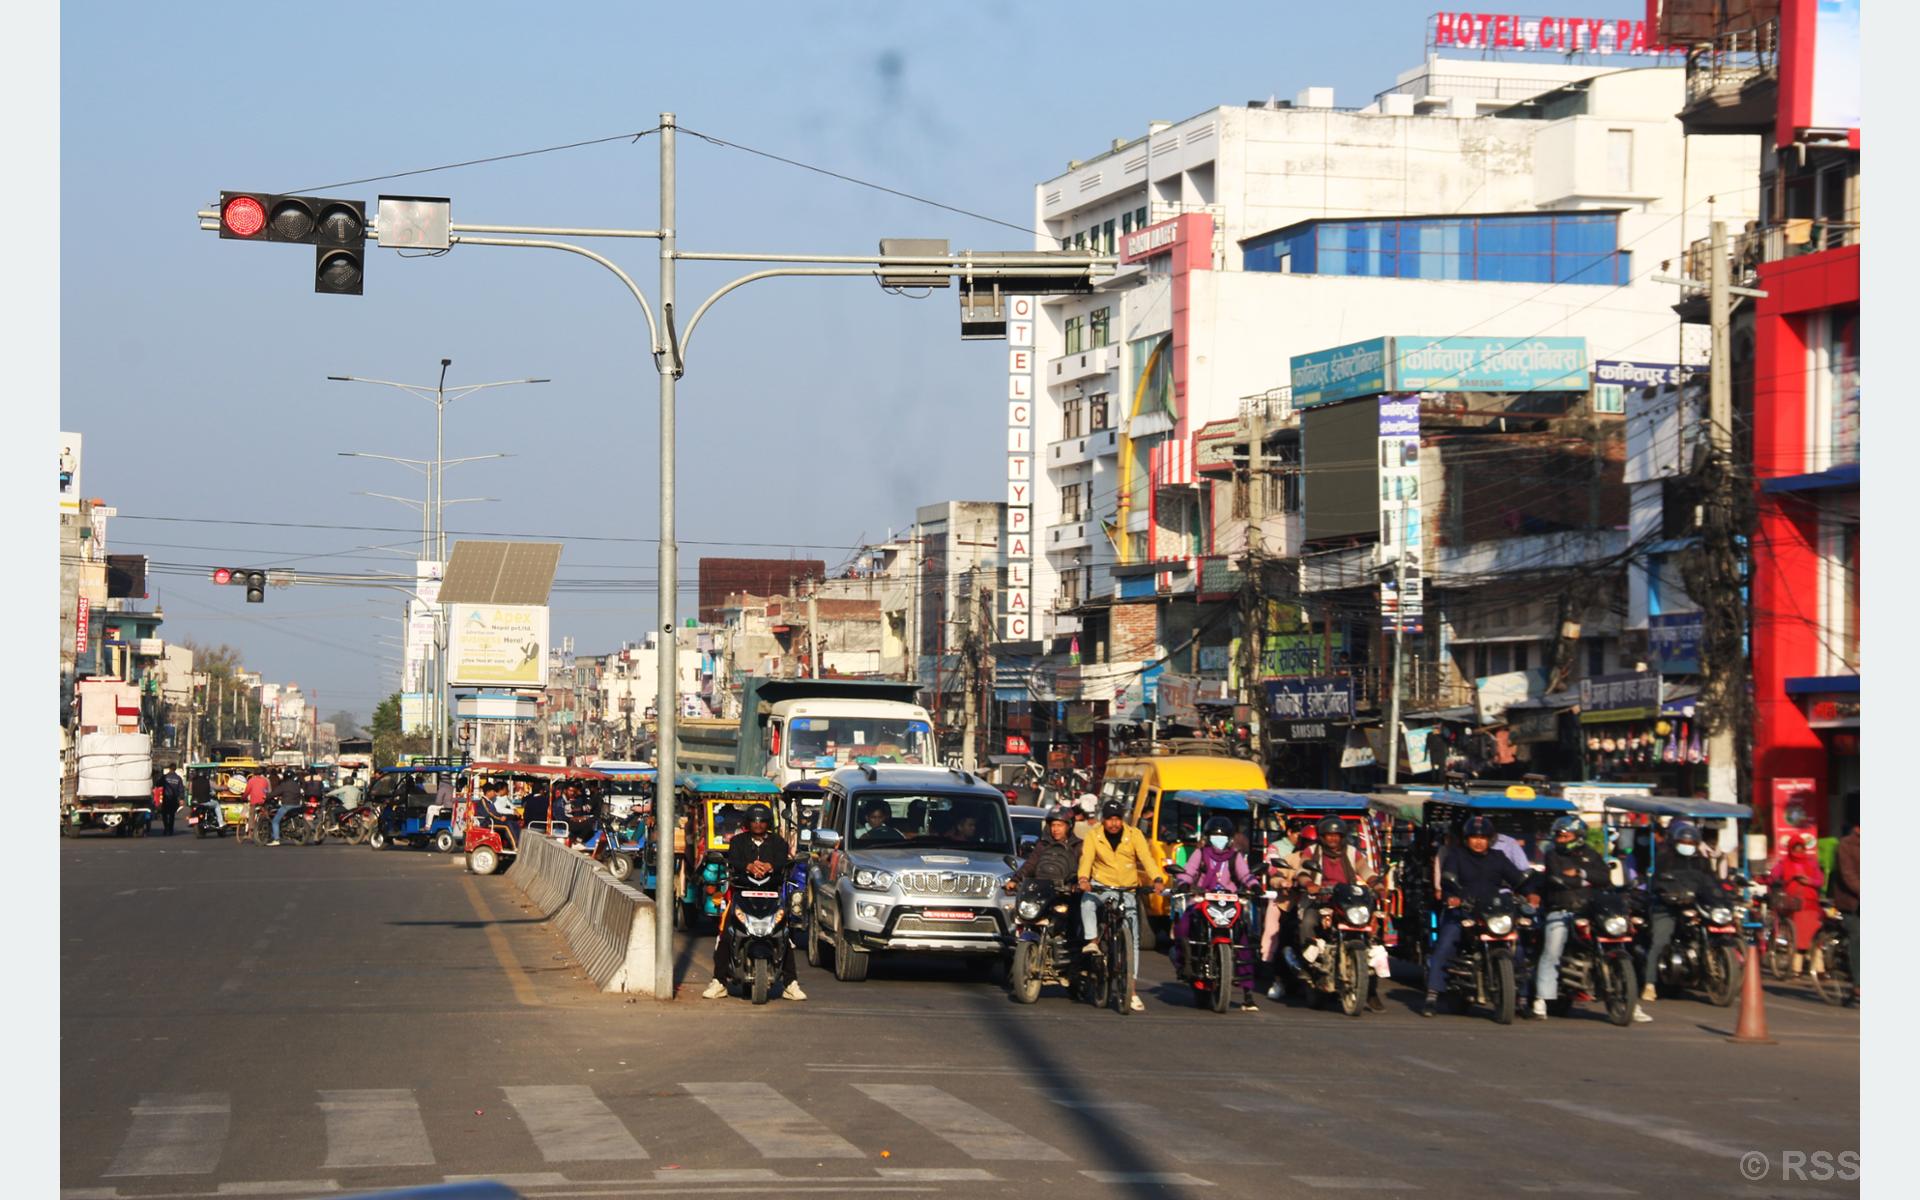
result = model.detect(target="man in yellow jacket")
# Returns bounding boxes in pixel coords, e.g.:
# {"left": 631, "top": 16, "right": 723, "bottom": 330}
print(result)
{"left": 1078, "top": 797, "right": 1169, "bottom": 1012}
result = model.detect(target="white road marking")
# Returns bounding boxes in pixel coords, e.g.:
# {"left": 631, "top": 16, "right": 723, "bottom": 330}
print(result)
{"left": 445, "top": 1173, "right": 571, "bottom": 1186}
{"left": 1044, "top": 1098, "right": 1271, "bottom": 1164}
{"left": 1538, "top": 1100, "right": 1744, "bottom": 1158}
{"left": 1080, "top": 1172, "right": 1214, "bottom": 1187}
{"left": 503, "top": 1085, "right": 648, "bottom": 1161}
{"left": 1515, "top": 1185, "right": 1636, "bottom": 1195}
{"left": 680, "top": 1084, "right": 863, "bottom": 1158}
{"left": 853, "top": 1083, "right": 1067, "bottom": 1161}
{"left": 654, "top": 1169, "right": 783, "bottom": 1181}
{"left": 104, "top": 1093, "right": 229, "bottom": 1177}
{"left": 874, "top": 1169, "right": 1000, "bottom": 1181}
{"left": 215, "top": 1183, "right": 340, "bottom": 1195}
{"left": 317, "top": 1088, "right": 435, "bottom": 1168}
{"left": 1292, "top": 1178, "right": 1419, "bottom": 1190}
{"left": 1397, "top": 1055, "right": 1458, "bottom": 1074}
{"left": 61, "top": 1190, "right": 119, "bottom": 1199}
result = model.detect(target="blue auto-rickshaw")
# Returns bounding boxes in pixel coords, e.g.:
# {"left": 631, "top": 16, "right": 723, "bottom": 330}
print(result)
{"left": 1599, "top": 793, "right": 1759, "bottom": 940}
{"left": 675, "top": 775, "right": 785, "bottom": 934}
{"left": 584, "top": 765, "right": 656, "bottom": 886}
{"left": 367, "top": 764, "right": 464, "bottom": 852}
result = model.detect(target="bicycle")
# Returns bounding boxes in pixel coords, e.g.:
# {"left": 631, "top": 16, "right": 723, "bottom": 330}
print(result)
{"left": 1084, "top": 885, "right": 1139, "bottom": 1016}
{"left": 1809, "top": 907, "right": 1853, "bottom": 1005}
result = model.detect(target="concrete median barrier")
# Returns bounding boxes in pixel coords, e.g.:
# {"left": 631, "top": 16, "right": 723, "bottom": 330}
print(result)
{"left": 510, "top": 830, "right": 657, "bottom": 996}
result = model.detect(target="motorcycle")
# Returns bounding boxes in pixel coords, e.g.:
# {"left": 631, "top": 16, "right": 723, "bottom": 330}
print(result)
{"left": 1289, "top": 883, "right": 1382, "bottom": 1017}
{"left": 721, "top": 868, "right": 792, "bottom": 1005}
{"left": 1436, "top": 889, "right": 1523, "bottom": 1025}
{"left": 1809, "top": 905, "right": 1853, "bottom": 1006}
{"left": 1006, "top": 879, "right": 1090, "bottom": 1005}
{"left": 278, "top": 796, "right": 326, "bottom": 845}
{"left": 319, "top": 799, "right": 373, "bottom": 846}
{"left": 1647, "top": 883, "right": 1745, "bottom": 1007}
{"left": 1169, "top": 884, "right": 1256, "bottom": 1013}
{"left": 1539, "top": 891, "right": 1642, "bottom": 1026}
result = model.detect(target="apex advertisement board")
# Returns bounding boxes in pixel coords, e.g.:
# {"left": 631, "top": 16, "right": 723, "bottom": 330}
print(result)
{"left": 446, "top": 603, "right": 550, "bottom": 689}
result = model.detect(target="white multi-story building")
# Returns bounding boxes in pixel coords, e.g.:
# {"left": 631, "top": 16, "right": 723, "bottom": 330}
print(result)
{"left": 1019, "top": 61, "right": 1757, "bottom": 640}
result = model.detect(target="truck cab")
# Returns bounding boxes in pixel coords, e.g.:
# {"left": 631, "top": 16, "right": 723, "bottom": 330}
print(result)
{"left": 764, "top": 697, "right": 934, "bottom": 788}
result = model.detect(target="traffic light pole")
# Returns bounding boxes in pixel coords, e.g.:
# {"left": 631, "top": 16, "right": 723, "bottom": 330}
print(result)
{"left": 202, "top": 114, "right": 1111, "bottom": 1001}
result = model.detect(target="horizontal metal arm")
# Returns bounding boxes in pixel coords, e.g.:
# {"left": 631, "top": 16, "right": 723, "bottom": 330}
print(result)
{"left": 677, "top": 250, "right": 1114, "bottom": 267}
{"left": 450, "top": 235, "right": 661, "bottom": 356}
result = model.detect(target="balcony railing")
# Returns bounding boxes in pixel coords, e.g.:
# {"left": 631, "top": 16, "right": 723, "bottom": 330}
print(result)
{"left": 1683, "top": 20, "right": 1779, "bottom": 110}
{"left": 1339, "top": 661, "right": 1478, "bottom": 714}
{"left": 1683, "top": 219, "right": 1861, "bottom": 289}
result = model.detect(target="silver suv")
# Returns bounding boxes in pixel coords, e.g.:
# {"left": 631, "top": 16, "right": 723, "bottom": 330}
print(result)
{"left": 802, "top": 765, "right": 1017, "bottom": 982}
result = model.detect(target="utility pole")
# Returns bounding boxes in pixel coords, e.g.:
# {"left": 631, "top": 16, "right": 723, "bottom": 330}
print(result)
{"left": 1703, "top": 220, "right": 1739, "bottom": 806}
{"left": 808, "top": 583, "right": 820, "bottom": 678}
{"left": 960, "top": 571, "right": 983, "bottom": 772}
{"left": 1386, "top": 497, "right": 1408, "bottom": 787}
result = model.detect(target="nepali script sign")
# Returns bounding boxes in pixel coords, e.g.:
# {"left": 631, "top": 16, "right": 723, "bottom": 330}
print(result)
{"left": 1392, "top": 336, "right": 1588, "bottom": 393}
{"left": 1291, "top": 338, "right": 1390, "bottom": 408}
{"left": 1266, "top": 676, "right": 1356, "bottom": 722}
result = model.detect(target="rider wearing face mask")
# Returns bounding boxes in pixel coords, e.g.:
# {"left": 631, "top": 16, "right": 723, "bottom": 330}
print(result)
{"left": 1641, "top": 820, "right": 1731, "bottom": 1004}
{"left": 1288, "top": 816, "right": 1386, "bottom": 1012}
{"left": 1171, "top": 816, "right": 1260, "bottom": 1011}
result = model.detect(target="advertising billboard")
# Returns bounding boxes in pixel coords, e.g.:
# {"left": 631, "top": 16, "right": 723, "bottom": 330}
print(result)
{"left": 59, "top": 432, "right": 82, "bottom": 513}
{"left": 446, "top": 604, "right": 550, "bottom": 689}
{"left": 1392, "top": 336, "right": 1588, "bottom": 393}
{"left": 1291, "top": 337, "right": 1390, "bottom": 408}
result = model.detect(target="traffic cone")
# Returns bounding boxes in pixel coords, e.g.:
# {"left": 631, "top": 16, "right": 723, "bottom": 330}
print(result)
{"left": 1727, "top": 941, "right": 1776, "bottom": 1045}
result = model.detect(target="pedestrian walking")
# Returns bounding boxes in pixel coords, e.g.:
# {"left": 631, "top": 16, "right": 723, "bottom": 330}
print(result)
{"left": 1831, "top": 821, "right": 1860, "bottom": 1002}
{"left": 160, "top": 765, "right": 184, "bottom": 835}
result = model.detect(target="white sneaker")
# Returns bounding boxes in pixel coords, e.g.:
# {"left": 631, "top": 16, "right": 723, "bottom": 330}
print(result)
{"left": 267, "top": 840, "right": 281, "bottom": 846}
{"left": 781, "top": 980, "right": 807, "bottom": 1001}
{"left": 1531, "top": 997, "right": 1548, "bottom": 1019}
{"left": 1128, "top": 994, "right": 1145, "bottom": 1012}
{"left": 701, "top": 978, "right": 728, "bottom": 1000}
{"left": 1266, "top": 982, "right": 1285, "bottom": 1001}
{"left": 1632, "top": 1005, "right": 1653, "bottom": 1023}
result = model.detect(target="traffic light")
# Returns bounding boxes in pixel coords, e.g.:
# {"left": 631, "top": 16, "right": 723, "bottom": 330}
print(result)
{"left": 244, "top": 571, "right": 267, "bottom": 603}
{"left": 219, "top": 192, "right": 367, "bottom": 295}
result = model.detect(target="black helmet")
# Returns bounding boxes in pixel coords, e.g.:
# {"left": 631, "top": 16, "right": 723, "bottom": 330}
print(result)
{"left": 1046, "top": 805, "right": 1074, "bottom": 825}
{"left": 1099, "top": 797, "right": 1127, "bottom": 819}
{"left": 1550, "top": 814, "right": 1586, "bottom": 843}
{"left": 1668, "top": 820, "right": 1700, "bottom": 846}
{"left": 744, "top": 803, "right": 774, "bottom": 826}
{"left": 1316, "top": 816, "right": 1347, "bottom": 840}
{"left": 1462, "top": 815, "right": 1496, "bottom": 839}
{"left": 1203, "top": 815, "right": 1234, "bottom": 838}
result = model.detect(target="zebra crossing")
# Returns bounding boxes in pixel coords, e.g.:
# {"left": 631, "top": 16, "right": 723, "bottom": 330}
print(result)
{"left": 70, "top": 1077, "right": 1696, "bottom": 1196}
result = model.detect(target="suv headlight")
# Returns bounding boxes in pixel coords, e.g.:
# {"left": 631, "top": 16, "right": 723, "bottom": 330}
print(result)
{"left": 1708, "top": 907, "right": 1733, "bottom": 925}
{"left": 1017, "top": 898, "right": 1043, "bottom": 921}
{"left": 1602, "top": 914, "right": 1629, "bottom": 936}
{"left": 1485, "top": 913, "right": 1514, "bottom": 936}
{"left": 852, "top": 867, "right": 896, "bottom": 892}
{"left": 1344, "top": 905, "right": 1372, "bottom": 926}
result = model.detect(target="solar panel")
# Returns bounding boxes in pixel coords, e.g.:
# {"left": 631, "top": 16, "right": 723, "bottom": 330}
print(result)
{"left": 436, "top": 541, "right": 562, "bottom": 605}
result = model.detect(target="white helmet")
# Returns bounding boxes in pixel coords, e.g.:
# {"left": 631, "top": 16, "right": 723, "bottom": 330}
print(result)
{"left": 1077, "top": 793, "right": 1099, "bottom": 814}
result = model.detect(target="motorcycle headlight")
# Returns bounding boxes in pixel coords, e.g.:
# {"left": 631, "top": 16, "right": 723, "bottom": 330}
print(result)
{"left": 1017, "top": 899, "right": 1043, "bottom": 921}
{"left": 742, "top": 913, "right": 778, "bottom": 938}
{"left": 852, "top": 867, "right": 896, "bottom": 892}
{"left": 1206, "top": 904, "right": 1237, "bottom": 925}
{"left": 1485, "top": 914, "right": 1514, "bottom": 936}
{"left": 1344, "top": 905, "right": 1372, "bottom": 926}
{"left": 1708, "top": 907, "right": 1733, "bottom": 925}
{"left": 1602, "top": 914, "right": 1629, "bottom": 936}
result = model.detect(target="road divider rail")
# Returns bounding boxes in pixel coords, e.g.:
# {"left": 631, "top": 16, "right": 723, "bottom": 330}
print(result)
{"left": 510, "top": 830, "right": 657, "bottom": 996}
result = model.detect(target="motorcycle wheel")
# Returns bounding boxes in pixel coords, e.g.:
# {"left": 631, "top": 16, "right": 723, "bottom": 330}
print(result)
{"left": 1604, "top": 956, "right": 1637, "bottom": 1027}
{"left": 1010, "top": 942, "right": 1042, "bottom": 1004}
{"left": 1208, "top": 943, "right": 1233, "bottom": 1013}
{"left": 832, "top": 921, "right": 870, "bottom": 983}
{"left": 433, "top": 830, "right": 456, "bottom": 853}
{"left": 751, "top": 959, "right": 773, "bottom": 1006}
{"left": 1763, "top": 922, "right": 1793, "bottom": 979}
{"left": 367, "top": 828, "right": 388, "bottom": 850}
{"left": 347, "top": 815, "right": 371, "bottom": 846}
{"left": 1811, "top": 930, "right": 1848, "bottom": 1006}
{"left": 1491, "top": 953, "right": 1516, "bottom": 1025}
{"left": 1339, "top": 942, "right": 1367, "bottom": 1018}
{"left": 608, "top": 853, "right": 634, "bottom": 883}
{"left": 1705, "top": 943, "right": 1742, "bottom": 1008}
{"left": 196, "top": 824, "right": 209, "bottom": 839}
{"left": 468, "top": 844, "right": 499, "bottom": 876}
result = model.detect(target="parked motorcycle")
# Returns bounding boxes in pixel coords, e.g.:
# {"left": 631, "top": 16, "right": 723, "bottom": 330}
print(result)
{"left": 1288, "top": 883, "right": 1382, "bottom": 1017}
{"left": 1007, "top": 879, "right": 1090, "bottom": 1004}
{"left": 721, "top": 868, "right": 792, "bottom": 1005}
{"left": 1169, "top": 884, "right": 1256, "bottom": 1013}
{"left": 1436, "top": 889, "right": 1523, "bottom": 1024}
{"left": 1647, "top": 883, "right": 1745, "bottom": 1007}
{"left": 1538, "top": 890, "right": 1642, "bottom": 1026}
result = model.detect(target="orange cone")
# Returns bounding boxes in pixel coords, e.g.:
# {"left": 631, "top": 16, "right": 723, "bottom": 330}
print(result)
{"left": 1727, "top": 941, "right": 1776, "bottom": 1045}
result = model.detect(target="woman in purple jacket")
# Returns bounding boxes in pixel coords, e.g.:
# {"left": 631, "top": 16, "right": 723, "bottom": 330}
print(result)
{"left": 1170, "top": 816, "right": 1260, "bottom": 1011}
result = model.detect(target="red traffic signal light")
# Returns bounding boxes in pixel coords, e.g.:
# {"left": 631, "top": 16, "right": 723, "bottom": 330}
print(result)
{"left": 211, "top": 567, "right": 233, "bottom": 586}
{"left": 219, "top": 191, "right": 367, "bottom": 295}
{"left": 221, "top": 195, "right": 267, "bottom": 238}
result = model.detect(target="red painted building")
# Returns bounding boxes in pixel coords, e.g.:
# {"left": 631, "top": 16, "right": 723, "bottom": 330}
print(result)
{"left": 1660, "top": 0, "right": 1859, "bottom": 846}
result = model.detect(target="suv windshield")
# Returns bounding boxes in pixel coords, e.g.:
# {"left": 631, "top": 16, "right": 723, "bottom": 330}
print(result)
{"left": 787, "top": 716, "right": 932, "bottom": 768}
{"left": 846, "top": 791, "right": 1013, "bottom": 854}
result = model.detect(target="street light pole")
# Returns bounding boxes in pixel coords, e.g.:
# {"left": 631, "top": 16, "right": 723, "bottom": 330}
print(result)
{"left": 654, "top": 113, "right": 680, "bottom": 1002}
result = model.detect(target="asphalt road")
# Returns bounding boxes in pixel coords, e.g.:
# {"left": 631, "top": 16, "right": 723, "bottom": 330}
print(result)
{"left": 63, "top": 834, "right": 1862, "bottom": 1199}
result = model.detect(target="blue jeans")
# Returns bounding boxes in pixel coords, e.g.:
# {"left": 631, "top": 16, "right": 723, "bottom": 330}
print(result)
{"left": 271, "top": 803, "right": 301, "bottom": 841}
{"left": 1082, "top": 886, "right": 1140, "bottom": 981}
{"left": 1426, "top": 911, "right": 1530, "bottom": 997}
{"left": 1534, "top": 910, "right": 1574, "bottom": 1001}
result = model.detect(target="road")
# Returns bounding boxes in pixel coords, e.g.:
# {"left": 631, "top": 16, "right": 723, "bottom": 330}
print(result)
{"left": 62, "top": 834, "right": 1861, "bottom": 1199}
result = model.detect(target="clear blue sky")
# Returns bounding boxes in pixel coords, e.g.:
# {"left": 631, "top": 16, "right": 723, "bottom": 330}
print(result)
{"left": 60, "top": 0, "right": 1652, "bottom": 723}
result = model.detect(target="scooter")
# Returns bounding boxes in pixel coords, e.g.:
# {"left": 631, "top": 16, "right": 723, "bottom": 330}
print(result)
{"left": 720, "top": 868, "right": 792, "bottom": 1005}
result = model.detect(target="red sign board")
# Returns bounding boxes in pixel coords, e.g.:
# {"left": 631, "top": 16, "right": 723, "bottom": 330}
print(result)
{"left": 1430, "top": 11, "right": 1683, "bottom": 56}
{"left": 1005, "top": 735, "right": 1031, "bottom": 756}
{"left": 74, "top": 596, "right": 90, "bottom": 654}
{"left": 1769, "top": 776, "right": 1825, "bottom": 857}
{"left": 1119, "top": 217, "right": 1183, "bottom": 265}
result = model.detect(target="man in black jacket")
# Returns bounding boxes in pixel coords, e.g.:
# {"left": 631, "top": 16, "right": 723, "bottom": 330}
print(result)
{"left": 1006, "top": 806, "right": 1078, "bottom": 890}
{"left": 1641, "top": 820, "right": 1732, "bottom": 1003}
{"left": 1530, "top": 815, "right": 1648, "bottom": 1021}
{"left": 703, "top": 803, "right": 804, "bottom": 1001}
{"left": 1422, "top": 815, "right": 1538, "bottom": 1017}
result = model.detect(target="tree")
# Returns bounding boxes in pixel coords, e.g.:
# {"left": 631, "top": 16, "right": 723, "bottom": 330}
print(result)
{"left": 370, "top": 691, "right": 430, "bottom": 767}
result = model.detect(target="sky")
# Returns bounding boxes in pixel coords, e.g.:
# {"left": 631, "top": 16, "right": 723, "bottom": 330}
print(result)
{"left": 59, "top": 0, "right": 1660, "bottom": 725}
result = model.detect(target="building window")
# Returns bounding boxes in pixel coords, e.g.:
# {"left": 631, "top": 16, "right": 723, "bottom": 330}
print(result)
{"left": 1586, "top": 638, "right": 1606, "bottom": 678}
{"left": 1073, "top": 232, "right": 1086, "bottom": 251}
{"left": 1089, "top": 394, "right": 1110, "bottom": 430}
{"left": 1061, "top": 483, "right": 1083, "bottom": 522}
{"left": 1061, "top": 396, "right": 1084, "bottom": 440}
{"left": 1064, "top": 315, "right": 1084, "bottom": 355}
{"left": 1242, "top": 212, "right": 1629, "bottom": 286}
{"left": 1089, "top": 306, "right": 1111, "bottom": 349}
{"left": 1103, "top": 219, "right": 1116, "bottom": 254}
{"left": 1061, "top": 568, "right": 1081, "bottom": 607}
{"left": 1121, "top": 211, "right": 1134, "bottom": 236}
{"left": 1808, "top": 308, "right": 1860, "bottom": 471}
{"left": 1606, "top": 129, "right": 1634, "bottom": 193}
{"left": 1592, "top": 382, "right": 1626, "bottom": 415}
{"left": 1135, "top": 205, "right": 1148, "bottom": 229}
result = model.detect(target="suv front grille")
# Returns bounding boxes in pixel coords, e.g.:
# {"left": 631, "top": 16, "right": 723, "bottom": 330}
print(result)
{"left": 898, "top": 870, "right": 997, "bottom": 897}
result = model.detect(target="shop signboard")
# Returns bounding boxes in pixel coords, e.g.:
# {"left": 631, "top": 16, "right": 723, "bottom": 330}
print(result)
{"left": 1339, "top": 725, "right": 1377, "bottom": 768}
{"left": 1475, "top": 668, "right": 1546, "bottom": 724}
{"left": 1508, "top": 705, "right": 1563, "bottom": 744}
{"left": 1770, "top": 777, "right": 1825, "bottom": 854}
{"left": 1156, "top": 673, "right": 1201, "bottom": 728}
{"left": 1291, "top": 337, "right": 1391, "bottom": 409}
{"left": 1276, "top": 720, "right": 1343, "bottom": 743}
{"left": 1579, "top": 671, "right": 1661, "bottom": 723}
{"left": 1266, "top": 676, "right": 1355, "bottom": 721}
{"left": 1648, "top": 612, "right": 1704, "bottom": 674}
{"left": 1392, "top": 336, "right": 1588, "bottom": 394}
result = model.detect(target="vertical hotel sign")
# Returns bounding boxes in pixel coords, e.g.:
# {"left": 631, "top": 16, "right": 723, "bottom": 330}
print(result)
{"left": 1004, "top": 296, "right": 1035, "bottom": 640}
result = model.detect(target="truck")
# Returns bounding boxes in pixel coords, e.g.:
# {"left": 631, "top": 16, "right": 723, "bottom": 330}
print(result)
{"left": 65, "top": 730, "right": 154, "bottom": 836}
{"left": 676, "top": 676, "right": 934, "bottom": 789}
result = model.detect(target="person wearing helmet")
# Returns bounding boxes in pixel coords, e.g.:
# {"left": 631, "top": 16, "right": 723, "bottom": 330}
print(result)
{"left": 1421, "top": 814, "right": 1537, "bottom": 1017}
{"left": 1281, "top": 816, "right": 1385, "bottom": 1011}
{"left": 703, "top": 802, "right": 805, "bottom": 1001}
{"left": 1170, "top": 815, "right": 1260, "bottom": 1011}
{"left": 1641, "top": 819, "right": 1736, "bottom": 1003}
{"left": 1005, "top": 806, "right": 1080, "bottom": 896}
{"left": 1765, "top": 829, "right": 1829, "bottom": 978}
{"left": 1076, "top": 796, "right": 1169, "bottom": 1012}
{"left": 1532, "top": 816, "right": 1648, "bottom": 1021}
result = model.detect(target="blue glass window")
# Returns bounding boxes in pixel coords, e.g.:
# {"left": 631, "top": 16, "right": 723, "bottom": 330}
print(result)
{"left": 1244, "top": 213, "right": 1623, "bottom": 285}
